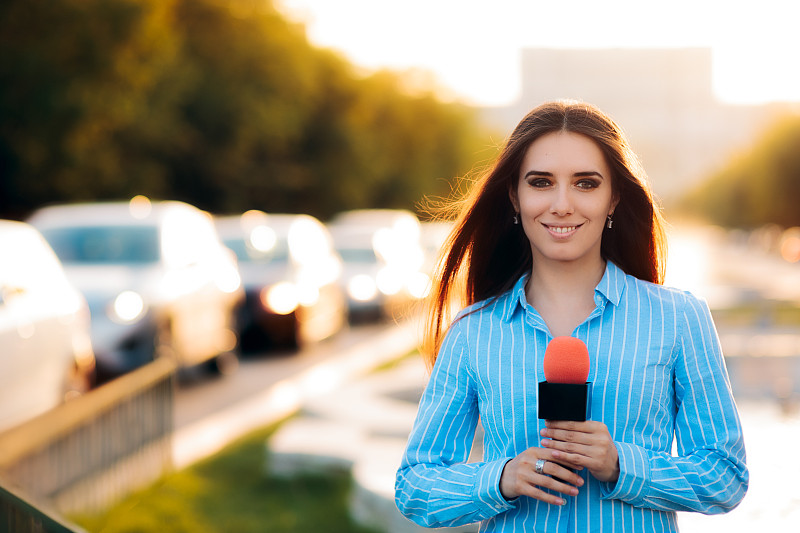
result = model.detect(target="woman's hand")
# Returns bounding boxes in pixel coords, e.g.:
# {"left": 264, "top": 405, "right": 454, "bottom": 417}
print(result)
{"left": 540, "top": 420, "right": 620, "bottom": 483}
{"left": 499, "top": 447, "right": 584, "bottom": 505}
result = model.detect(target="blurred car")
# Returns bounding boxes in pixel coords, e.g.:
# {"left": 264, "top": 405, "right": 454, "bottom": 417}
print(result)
{"left": 419, "top": 220, "right": 454, "bottom": 276}
{"left": 0, "top": 220, "right": 96, "bottom": 432}
{"left": 28, "top": 198, "right": 243, "bottom": 382}
{"left": 215, "top": 210, "right": 347, "bottom": 351}
{"left": 328, "top": 224, "right": 393, "bottom": 321}
{"left": 328, "top": 209, "right": 430, "bottom": 321}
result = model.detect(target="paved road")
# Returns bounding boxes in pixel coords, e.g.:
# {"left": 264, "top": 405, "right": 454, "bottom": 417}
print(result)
{"left": 170, "top": 318, "right": 419, "bottom": 468}
{"left": 173, "top": 321, "right": 394, "bottom": 428}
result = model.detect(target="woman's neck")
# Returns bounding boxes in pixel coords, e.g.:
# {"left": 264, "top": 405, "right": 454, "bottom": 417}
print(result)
{"left": 525, "top": 257, "right": 607, "bottom": 337}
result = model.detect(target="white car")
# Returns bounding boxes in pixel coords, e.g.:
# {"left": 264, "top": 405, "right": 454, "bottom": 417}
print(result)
{"left": 329, "top": 209, "right": 430, "bottom": 321}
{"left": 216, "top": 211, "right": 347, "bottom": 351}
{"left": 28, "top": 198, "right": 243, "bottom": 382}
{"left": 0, "top": 220, "right": 95, "bottom": 433}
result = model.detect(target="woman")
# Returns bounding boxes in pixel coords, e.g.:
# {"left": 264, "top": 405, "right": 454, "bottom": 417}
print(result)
{"left": 395, "top": 100, "right": 748, "bottom": 531}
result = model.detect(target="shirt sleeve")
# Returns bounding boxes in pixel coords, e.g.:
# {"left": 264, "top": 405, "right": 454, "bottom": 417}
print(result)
{"left": 395, "top": 317, "right": 516, "bottom": 528}
{"left": 600, "top": 292, "right": 749, "bottom": 514}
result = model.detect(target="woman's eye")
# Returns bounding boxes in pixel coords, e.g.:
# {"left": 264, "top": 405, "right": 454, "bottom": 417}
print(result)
{"left": 576, "top": 179, "right": 600, "bottom": 190}
{"left": 528, "top": 178, "right": 551, "bottom": 188}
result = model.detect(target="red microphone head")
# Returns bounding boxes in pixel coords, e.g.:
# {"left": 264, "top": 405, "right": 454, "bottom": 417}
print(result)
{"left": 544, "top": 336, "right": 590, "bottom": 384}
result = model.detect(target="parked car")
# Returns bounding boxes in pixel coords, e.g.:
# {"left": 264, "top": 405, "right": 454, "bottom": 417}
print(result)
{"left": 28, "top": 198, "right": 243, "bottom": 382}
{"left": 329, "top": 209, "right": 430, "bottom": 321}
{"left": 0, "top": 220, "right": 96, "bottom": 432}
{"left": 419, "top": 220, "right": 454, "bottom": 276}
{"left": 215, "top": 211, "right": 347, "bottom": 351}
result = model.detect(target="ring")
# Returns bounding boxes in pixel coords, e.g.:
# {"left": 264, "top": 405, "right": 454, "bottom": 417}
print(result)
{"left": 535, "top": 458, "right": 547, "bottom": 475}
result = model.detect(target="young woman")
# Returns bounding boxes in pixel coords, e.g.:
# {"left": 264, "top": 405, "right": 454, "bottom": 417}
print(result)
{"left": 395, "top": 100, "right": 748, "bottom": 531}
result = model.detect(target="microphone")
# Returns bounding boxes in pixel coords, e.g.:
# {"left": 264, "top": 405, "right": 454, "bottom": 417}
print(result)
{"left": 538, "top": 336, "right": 591, "bottom": 422}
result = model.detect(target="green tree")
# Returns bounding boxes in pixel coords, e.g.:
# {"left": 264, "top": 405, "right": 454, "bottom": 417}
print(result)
{"left": 0, "top": 0, "right": 181, "bottom": 217}
{"left": 1, "top": 0, "right": 490, "bottom": 221}
{"left": 680, "top": 115, "right": 800, "bottom": 228}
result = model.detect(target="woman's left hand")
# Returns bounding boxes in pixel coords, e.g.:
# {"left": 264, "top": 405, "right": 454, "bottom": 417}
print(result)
{"left": 540, "top": 420, "right": 620, "bottom": 483}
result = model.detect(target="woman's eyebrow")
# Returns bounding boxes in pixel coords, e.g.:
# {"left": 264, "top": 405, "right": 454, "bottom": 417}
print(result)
{"left": 523, "top": 170, "right": 605, "bottom": 178}
{"left": 574, "top": 171, "right": 605, "bottom": 179}
{"left": 523, "top": 170, "right": 553, "bottom": 178}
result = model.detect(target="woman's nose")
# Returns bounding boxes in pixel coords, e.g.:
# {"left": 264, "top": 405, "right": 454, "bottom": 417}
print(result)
{"left": 550, "top": 187, "right": 574, "bottom": 215}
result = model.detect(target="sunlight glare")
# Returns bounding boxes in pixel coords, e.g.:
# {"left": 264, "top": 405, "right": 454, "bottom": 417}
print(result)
{"left": 278, "top": 0, "right": 800, "bottom": 106}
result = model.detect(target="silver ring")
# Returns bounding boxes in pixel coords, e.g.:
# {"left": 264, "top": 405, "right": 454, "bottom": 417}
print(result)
{"left": 535, "top": 458, "right": 547, "bottom": 475}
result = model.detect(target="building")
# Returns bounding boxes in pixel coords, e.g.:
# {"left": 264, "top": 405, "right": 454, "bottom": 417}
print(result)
{"left": 481, "top": 48, "right": 795, "bottom": 201}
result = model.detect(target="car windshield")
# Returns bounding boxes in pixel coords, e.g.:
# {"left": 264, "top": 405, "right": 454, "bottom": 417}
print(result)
{"left": 223, "top": 236, "right": 289, "bottom": 264}
{"left": 41, "top": 226, "right": 160, "bottom": 265}
{"left": 337, "top": 247, "right": 377, "bottom": 264}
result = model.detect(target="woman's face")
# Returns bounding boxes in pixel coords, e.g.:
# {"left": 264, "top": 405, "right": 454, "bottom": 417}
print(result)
{"left": 511, "top": 130, "right": 617, "bottom": 267}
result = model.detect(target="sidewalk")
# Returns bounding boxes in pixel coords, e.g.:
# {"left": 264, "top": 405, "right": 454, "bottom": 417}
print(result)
{"left": 265, "top": 349, "right": 800, "bottom": 533}
{"left": 265, "top": 354, "right": 477, "bottom": 533}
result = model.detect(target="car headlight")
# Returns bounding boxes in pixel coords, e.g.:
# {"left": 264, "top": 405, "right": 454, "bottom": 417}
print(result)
{"left": 108, "top": 290, "right": 146, "bottom": 324}
{"left": 347, "top": 274, "right": 378, "bottom": 302}
{"left": 407, "top": 271, "right": 432, "bottom": 299}
{"left": 261, "top": 282, "right": 299, "bottom": 315}
{"left": 376, "top": 267, "right": 403, "bottom": 296}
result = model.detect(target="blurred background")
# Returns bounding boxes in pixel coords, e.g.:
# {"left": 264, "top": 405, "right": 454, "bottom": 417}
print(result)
{"left": 1, "top": 0, "right": 799, "bottom": 531}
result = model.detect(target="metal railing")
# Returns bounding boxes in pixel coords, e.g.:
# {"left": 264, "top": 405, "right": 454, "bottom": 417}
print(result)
{"left": 0, "top": 358, "right": 175, "bottom": 520}
{"left": 0, "top": 481, "right": 87, "bottom": 533}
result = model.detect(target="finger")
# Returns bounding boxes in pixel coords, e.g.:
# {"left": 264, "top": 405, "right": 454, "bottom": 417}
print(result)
{"left": 517, "top": 484, "right": 568, "bottom": 506}
{"left": 519, "top": 468, "right": 578, "bottom": 504}
{"left": 542, "top": 426, "right": 609, "bottom": 447}
{"left": 545, "top": 420, "right": 607, "bottom": 437}
{"left": 550, "top": 445, "right": 618, "bottom": 478}
{"left": 540, "top": 429, "right": 593, "bottom": 448}
{"left": 536, "top": 459, "right": 585, "bottom": 488}
{"left": 539, "top": 445, "right": 584, "bottom": 471}
{"left": 549, "top": 449, "right": 588, "bottom": 470}
{"left": 544, "top": 439, "right": 603, "bottom": 469}
{"left": 545, "top": 420, "right": 582, "bottom": 431}
{"left": 541, "top": 436, "right": 593, "bottom": 454}
{"left": 539, "top": 428, "right": 587, "bottom": 442}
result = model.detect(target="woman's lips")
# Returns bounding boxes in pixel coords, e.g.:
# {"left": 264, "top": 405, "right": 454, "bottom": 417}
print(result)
{"left": 543, "top": 223, "right": 581, "bottom": 237}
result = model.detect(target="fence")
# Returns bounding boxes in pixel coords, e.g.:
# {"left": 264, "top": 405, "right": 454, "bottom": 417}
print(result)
{"left": 0, "top": 358, "right": 175, "bottom": 527}
{"left": 0, "top": 481, "right": 87, "bottom": 533}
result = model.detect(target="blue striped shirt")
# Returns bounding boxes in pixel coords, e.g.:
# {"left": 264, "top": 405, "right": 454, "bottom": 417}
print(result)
{"left": 395, "top": 261, "right": 748, "bottom": 532}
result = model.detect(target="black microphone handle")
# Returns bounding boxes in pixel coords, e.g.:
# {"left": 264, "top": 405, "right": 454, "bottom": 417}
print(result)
{"left": 537, "top": 381, "right": 590, "bottom": 422}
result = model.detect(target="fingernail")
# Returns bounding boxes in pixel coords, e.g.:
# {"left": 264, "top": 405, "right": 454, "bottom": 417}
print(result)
{"left": 541, "top": 438, "right": 551, "bottom": 446}
{"left": 570, "top": 488, "right": 579, "bottom": 496}
{"left": 559, "top": 498, "right": 567, "bottom": 506}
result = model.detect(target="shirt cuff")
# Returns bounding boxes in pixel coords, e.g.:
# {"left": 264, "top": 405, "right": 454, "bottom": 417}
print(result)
{"left": 472, "top": 458, "right": 518, "bottom": 515}
{"left": 600, "top": 441, "right": 649, "bottom": 505}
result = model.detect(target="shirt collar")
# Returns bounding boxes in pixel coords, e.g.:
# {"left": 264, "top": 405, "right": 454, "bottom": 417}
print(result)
{"left": 596, "top": 261, "right": 625, "bottom": 307}
{"left": 501, "top": 261, "right": 626, "bottom": 322}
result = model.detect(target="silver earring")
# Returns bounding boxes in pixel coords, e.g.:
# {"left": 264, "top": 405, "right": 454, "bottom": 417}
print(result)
{"left": 606, "top": 214, "right": 614, "bottom": 229}
{"left": 513, "top": 213, "right": 520, "bottom": 225}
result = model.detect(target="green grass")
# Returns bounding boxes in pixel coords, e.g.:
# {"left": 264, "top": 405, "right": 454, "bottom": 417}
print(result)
{"left": 712, "top": 301, "right": 800, "bottom": 328}
{"left": 70, "top": 425, "right": 382, "bottom": 533}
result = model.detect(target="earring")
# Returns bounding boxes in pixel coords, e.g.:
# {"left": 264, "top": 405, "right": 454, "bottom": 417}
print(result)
{"left": 606, "top": 214, "right": 614, "bottom": 229}
{"left": 513, "top": 213, "right": 520, "bottom": 225}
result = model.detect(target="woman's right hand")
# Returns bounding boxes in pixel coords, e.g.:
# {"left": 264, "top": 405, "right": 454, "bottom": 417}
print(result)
{"left": 499, "top": 448, "right": 584, "bottom": 505}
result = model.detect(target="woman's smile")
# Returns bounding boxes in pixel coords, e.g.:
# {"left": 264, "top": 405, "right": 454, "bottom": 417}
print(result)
{"left": 543, "top": 223, "right": 582, "bottom": 238}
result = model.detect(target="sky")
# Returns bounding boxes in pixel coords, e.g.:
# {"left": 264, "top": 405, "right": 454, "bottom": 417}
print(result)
{"left": 277, "top": 0, "right": 800, "bottom": 106}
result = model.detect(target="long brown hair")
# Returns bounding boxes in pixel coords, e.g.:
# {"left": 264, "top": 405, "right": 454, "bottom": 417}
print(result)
{"left": 422, "top": 100, "right": 667, "bottom": 367}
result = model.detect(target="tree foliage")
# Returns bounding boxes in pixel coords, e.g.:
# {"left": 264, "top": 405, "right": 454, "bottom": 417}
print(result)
{"left": 0, "top": 0, "right": 489, "bottom": 220}
{"left": 680, "top": 115, "right": 800, "bottom": 228}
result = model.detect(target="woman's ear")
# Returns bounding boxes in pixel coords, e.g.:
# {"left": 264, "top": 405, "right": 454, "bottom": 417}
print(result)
{"left": 508, "top": 187, "right": 519, "bottom": 214}
{"left": 609, "top": 192, "right": 620, "bottom": 216}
